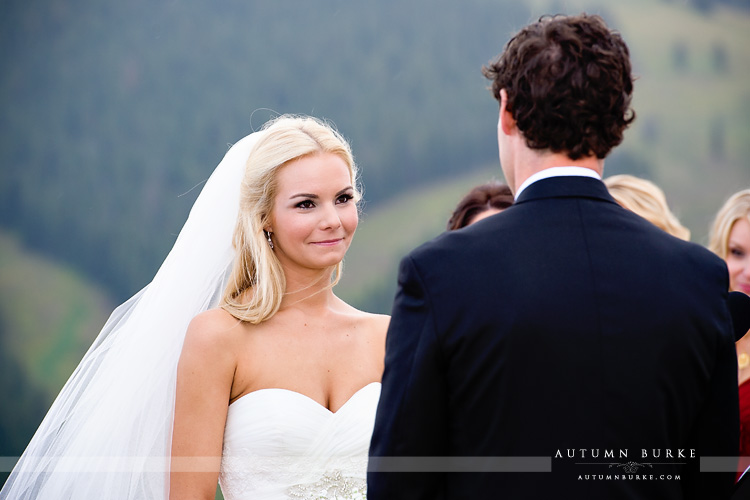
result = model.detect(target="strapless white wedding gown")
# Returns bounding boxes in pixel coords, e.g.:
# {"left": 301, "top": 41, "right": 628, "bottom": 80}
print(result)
{"left": 219, "top": 382, "right": 381, "bottom": 500}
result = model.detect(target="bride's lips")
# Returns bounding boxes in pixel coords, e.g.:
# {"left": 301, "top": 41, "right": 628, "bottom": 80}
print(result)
{"left": 311, "top": 238, "right": 344, "bottom": 247}
{"left": 736, "top": 283, "right": 750, "bottom": 295}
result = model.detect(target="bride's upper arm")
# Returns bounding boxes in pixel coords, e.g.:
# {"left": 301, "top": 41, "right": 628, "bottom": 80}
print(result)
{"left": 171, "top": 309, "right": 240, "bottom": 499}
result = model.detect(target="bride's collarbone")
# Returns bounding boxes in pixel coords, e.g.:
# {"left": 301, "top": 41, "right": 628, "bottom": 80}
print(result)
{"left": 274, "top": 304, "right": 365, "bottom": 326}
{"left": 229, "top": 326, "right": 378, "bottom": 410}
{"left": 245, "top": 309, "right": 376, "bottom": 347}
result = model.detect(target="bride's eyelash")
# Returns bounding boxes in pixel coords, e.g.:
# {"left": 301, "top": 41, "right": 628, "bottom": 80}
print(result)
{"left": 337, "top": 194, "right": 354, "bottom": 203}
{"left": 295, "top": 200, "right": 315, "bottom": 209}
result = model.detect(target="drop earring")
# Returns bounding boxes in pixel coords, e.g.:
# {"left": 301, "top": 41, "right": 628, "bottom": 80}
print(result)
{"left": 266, "top": 230, "right": 274, "bottom": 250}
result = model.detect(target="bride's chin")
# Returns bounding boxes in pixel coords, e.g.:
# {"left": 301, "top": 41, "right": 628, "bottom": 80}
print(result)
{"left": 312, "top": 249, "right": 348, "bottom": 265}
{"left": 296, "top": 258, "right": 345, "bottom": 272}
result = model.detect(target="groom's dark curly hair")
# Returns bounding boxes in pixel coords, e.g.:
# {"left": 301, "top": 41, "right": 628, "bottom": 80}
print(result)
{"left": 482, "top": 13, "right": 635, "bottom": 160}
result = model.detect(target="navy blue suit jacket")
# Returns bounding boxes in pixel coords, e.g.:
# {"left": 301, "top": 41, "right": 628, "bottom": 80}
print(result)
{"left": 368, "top": 176, "right": 738, "bottom": 499}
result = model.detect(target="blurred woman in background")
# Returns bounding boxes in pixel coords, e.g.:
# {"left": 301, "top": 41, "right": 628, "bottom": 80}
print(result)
{"left": 604, "top": 174, "right": 690, "bottom": 241}
{"left": 708, "top": 188, "right": 750, "bottom": 480}
{"left": 447, "top": 181, "right": 513, "bottom": 230}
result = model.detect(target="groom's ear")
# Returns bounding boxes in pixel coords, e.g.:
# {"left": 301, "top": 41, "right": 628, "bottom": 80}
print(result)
{"left": 499, "top": 89, "right": 516, "bottom": 136}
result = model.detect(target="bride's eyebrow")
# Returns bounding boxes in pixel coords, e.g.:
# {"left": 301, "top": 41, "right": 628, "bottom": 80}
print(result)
{"left": 289, "top": 186, "right": 353, "bottom": 200}
{"left": 289, "top": 193, "right": 318, "bottom": 200}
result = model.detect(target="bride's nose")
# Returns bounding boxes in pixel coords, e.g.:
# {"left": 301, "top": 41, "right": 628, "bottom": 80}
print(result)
{"left": 319, "top": 204, "right": 342, "bottom": 230}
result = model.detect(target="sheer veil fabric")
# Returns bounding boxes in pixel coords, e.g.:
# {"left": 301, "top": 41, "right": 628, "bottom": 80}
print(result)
{"left": 0, "top": 131, "right": 264, "bottom": 499}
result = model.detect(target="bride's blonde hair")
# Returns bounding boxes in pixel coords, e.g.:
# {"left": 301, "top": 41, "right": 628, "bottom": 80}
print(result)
{"left": 220, "top": 115, "right": 360, "bottom": 323}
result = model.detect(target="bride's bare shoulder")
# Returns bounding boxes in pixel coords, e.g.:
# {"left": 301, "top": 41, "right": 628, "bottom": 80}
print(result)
{"left": 365, "top": 311, "right": 390, "bottom": 333}
{"left": 190, "top": 307, "right": 242, "bottom": 327}
{"left": 178, "top": 309, "right": 243, "bottom": 388}
{"left": 351, "top": 310, "right": 388, "bottom": 359}
{"left": 183, "top": 308, "right": 246, "bottom": 349}
{"left": 342, "top": 303, "right": 390, "bottom": 335}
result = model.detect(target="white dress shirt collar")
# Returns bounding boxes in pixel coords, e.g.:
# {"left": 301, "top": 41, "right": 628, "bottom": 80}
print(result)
{"left": 514, "top": 166, "right": 602, "bottom": 200}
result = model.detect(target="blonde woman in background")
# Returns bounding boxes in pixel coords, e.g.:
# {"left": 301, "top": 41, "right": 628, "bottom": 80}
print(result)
{"left": 604, "top": 174, "right": 690, "bottom": 241}
{"left": 708, "top": 188, "right": 750, "bottom": 480}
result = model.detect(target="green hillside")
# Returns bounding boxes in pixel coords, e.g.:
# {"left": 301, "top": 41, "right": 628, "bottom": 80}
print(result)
{"left": 0, "top": 231, "right": 113, "bottom": 398}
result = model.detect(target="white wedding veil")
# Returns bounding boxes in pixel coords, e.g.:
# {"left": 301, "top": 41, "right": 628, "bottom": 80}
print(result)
{"left": 0, "top": 131, "right": 263, "bottom": 499}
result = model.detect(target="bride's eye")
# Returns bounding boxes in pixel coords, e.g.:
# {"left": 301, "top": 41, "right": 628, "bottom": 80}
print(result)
{"left": 295, "top": 200, "right": 315, "bottom": 209}
{"left": 336, "top": 194, "right": 353, "bottom": 204}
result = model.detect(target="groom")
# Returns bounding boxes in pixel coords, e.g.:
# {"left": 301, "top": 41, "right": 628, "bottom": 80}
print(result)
{"left": 368, "top": 13, "right": 738, "bottom": 500}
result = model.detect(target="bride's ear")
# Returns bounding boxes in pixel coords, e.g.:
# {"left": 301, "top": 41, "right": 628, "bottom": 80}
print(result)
{"left": 262, "top": 213, "right": 273, "bottom": 234}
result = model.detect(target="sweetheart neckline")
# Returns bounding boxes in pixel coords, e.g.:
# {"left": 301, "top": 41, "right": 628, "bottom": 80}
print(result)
{"left": 228, "top": 381, "right": 381, "bottom": 415}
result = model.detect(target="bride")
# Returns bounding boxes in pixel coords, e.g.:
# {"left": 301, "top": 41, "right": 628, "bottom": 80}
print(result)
{"left": 1, "top": 115, "right": 388, "bottom": 500}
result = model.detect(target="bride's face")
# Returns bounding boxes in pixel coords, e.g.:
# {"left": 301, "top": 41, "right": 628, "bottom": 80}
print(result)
{"left": 269, "top": 152, "right": 358, "bottom": 274}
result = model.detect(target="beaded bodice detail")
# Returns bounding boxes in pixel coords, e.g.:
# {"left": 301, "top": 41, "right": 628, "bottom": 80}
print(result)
{"left": 219, "top": 383, "right": 380, "bottom": 500}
